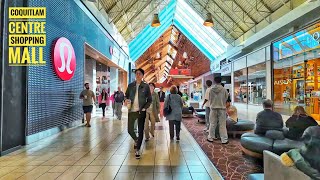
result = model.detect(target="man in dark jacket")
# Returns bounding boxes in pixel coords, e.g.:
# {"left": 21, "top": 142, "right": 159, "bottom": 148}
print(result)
{"left": 177, "top": 86, "right": 183, "bottom": 97}
{"left": 125, "top": 68, "right": 152, "bottom": 159}
{"left": 255, "top": 99, "right": 283, "bottom": 135}
{"left": 158, "top": 87, "right": 166, "bottom": 119}
{"left": 114, "top": 87, "right": 125, "bottom": 120}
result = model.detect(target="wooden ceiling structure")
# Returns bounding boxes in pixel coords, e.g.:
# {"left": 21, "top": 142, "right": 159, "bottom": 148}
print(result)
{"left": 135, "top": 26, "right": 210, "bottom": 87}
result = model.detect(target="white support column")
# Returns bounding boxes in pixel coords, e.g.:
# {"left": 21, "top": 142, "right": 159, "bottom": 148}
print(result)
{"left": 110, "top": 67, "right": 119, "bottom": 93}
{"left": 92, "top": 60, "right": 97, "bottom": 117}
{"left": 231, "top": 62, "right": 235, "bottom": 104}
{"left": 266, "top": 60, "right": 272, "bottom": 100}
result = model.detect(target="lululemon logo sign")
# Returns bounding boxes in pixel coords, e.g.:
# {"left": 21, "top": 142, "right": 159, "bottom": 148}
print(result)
{"left": 52, "top": 37, "right": 76, "bottom": 81}
{"left": 109, "top": 46, "right": 113, "bottom": 55}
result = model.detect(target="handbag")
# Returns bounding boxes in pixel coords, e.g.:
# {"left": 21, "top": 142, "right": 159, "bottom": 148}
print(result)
{"left": 163, "top": 95, "right": 172, "bottom": 117}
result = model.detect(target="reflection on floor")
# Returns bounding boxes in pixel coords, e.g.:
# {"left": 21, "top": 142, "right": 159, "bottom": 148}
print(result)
{"left": 182, "top": 117, "right": 263, "bottom": 180}
{"left": 0, "top": 108, "right": 222, "bottom": 180}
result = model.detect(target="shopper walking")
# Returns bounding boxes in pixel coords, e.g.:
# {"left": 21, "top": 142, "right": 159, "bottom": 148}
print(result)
{"left": 110, "top": 91, "right": 116, "bottom": 117}
{"left": 164, "top": 85, "right": 183, "bottom": 141}
{"left": 145, "top": 83, "right": 160, "bottom": 141}
{"left": 79, "top": 83, "right": 95, "bottom": 127}
{"left": 98, "top": 88, "right": 108, "bottom": 117}
{"left": 201, "top": 80, "right": 213, "bottom": 133}
{"left": 125, "top": 68, "right": 152, "bottom": 159}
{"left": 114, "top": 87, "right": 125, "bottom": 120}
{"left": 158, "top": 87, "right": 166, "bottom": 119}
{"left": 207, "top": 76, "right": 229, "bottom": 144}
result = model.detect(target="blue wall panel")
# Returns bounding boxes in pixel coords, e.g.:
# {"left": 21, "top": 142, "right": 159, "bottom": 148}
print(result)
{"left": 26, "top": 0, "right": 125, "bottom": 135}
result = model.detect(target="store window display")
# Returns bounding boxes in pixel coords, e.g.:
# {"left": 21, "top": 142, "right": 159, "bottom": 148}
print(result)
{"left": 273, "top": 22, "right": 320, "bottom": 122}
{"left": 234, "top": 68, "right": 247, "bottom": 103}
{"left": 247, "top": 63, "right": 267, "bottom": 105}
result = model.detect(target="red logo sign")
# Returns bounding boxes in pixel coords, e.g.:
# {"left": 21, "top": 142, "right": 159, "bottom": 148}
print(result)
{"left": 52, "top": 37, "right": 76, "bottom": 81}
{"left": 109, "top": 46, "right": 113, "bottom": 55}
{"left": 169, "top": 69, "right": 191, "bottom": 76}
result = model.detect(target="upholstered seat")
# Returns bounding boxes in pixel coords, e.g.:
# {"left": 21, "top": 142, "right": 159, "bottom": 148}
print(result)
{"left": 241, "top": 132, "right": 304, "bottom": 158}
{"left": 228, "top": 119, "right": 255, "bottom": 131}
{"left": 241, "top": 133, "right": 274, "bottom": 154}
{"left": 273, "top": 139, "right": 304, "bottom": 155}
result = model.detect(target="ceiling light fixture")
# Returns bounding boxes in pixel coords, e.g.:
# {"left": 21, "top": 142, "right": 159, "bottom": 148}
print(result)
{"left": 203, "top": 13, "right": 214, "bottom": 27}
{"left": 151, "top": 14, "right": 161, "bottom": 27}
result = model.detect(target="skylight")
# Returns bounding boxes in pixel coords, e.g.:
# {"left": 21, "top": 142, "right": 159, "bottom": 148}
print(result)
{"left": 129, "top": 0, "right": 229, "bottom": 62}
{"left": 174, "top": 0, "right": 228, "bottom": 60}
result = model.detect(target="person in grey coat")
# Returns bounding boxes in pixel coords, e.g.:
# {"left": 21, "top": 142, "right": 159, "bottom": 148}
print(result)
{"left": 207, "top": 76, "right": 229, "bottom": 144}
{"left": 164, "top": 85, "right": 183, "bottom": 141}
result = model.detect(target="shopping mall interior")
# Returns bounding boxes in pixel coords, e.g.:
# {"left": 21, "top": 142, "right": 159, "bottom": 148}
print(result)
{"left": 0, "top": 0, "right": 320, "bottom": 179}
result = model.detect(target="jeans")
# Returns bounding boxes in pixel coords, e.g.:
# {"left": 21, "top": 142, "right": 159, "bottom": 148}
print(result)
{"left": 208, "top": 109, "right": 228, "bottom": 143}
{"left": 205, "top": 107, "right": 210, "bottom": 130}
{"left": 128, "top": 111, "right": 146, "bottom": 150}
{"left": 169, "top": 120, "right": 181, "bottom": 139}
{"left": 144, "top": 111, "right": 155, "bottom": 139}
{"left": 100, "top": 103, "right": 106, "bottom": 116}
{"left": 115, "top": 102, "right": 123, "bottom": 119}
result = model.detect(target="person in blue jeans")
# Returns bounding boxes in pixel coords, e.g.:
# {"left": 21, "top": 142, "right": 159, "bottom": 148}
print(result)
{"left": 164, "top": 85, "right": 183, "bottom": 141}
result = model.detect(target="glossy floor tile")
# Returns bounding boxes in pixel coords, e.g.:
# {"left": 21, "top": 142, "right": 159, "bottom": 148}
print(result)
{"left": 0, "top": 108, "right": 222, "bottom": 179}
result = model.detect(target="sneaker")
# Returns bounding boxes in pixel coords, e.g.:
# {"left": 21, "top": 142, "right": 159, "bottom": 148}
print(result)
{"left": 145, "top": 138, "right": 150, "bottom": 142}
{"left": 135, "top": 151, "right": 141, "bottom": 159}
{"left": 176, "top": 137, "right": 180, "bottom": 141}
{"left": 207, "top": 138, "right": 214, "bottom": 142}
{"left": 222, "top": 141, "right": 229, "bottom": 144}
{"left": 206, "top": 130, "right": 209, "bottom": 133}
{"left": 203, "top": 128, "right": 208, "bottom": 132}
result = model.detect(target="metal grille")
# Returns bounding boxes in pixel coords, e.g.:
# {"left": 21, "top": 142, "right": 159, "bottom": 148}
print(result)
{"left": 26, "top": 0, "right": 118, "bottom": 135}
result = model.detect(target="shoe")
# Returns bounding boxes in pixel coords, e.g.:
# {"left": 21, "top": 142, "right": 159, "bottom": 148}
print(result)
{"left": 134, "top": 142, "right": 137, "bottom": 149}
{"left": 207, "top": 138, "right": 214, "bottom": 142}
{"left": 206, "top": 130, "right": 209, "bottom": 133}
{"left": 135, "top": 151, "right": 141, "bottom": 159}
{"left": 222, "top": 141, "right": 229, "bottom": 144}
{"left": 87, "top": 124, "right": 91, "bottom": 127}
{"left": 145, "top": 138, "right": 150, "bottom": 142}
{"left": 203, "top": 128, "right": 207, "bottom": 132}
{"left": 176, "top": 137, "right": 180, "bottom": 141}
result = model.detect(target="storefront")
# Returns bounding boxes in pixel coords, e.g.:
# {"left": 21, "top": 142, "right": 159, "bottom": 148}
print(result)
{"left": 231, "top": 46, "right": 271, "bottom": 106}
{"left": 0, "top": 0, "right": 131, "bottom": 154}
{"left": 273, "top": 21, "right": 320, "bottom": 121}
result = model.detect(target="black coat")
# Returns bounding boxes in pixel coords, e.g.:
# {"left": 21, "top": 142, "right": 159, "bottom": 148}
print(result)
{"left": 285, "top": 115, "right": 318, "bottom": 140}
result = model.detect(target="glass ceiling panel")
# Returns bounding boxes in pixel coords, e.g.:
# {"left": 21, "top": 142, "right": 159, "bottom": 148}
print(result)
{"left": 129, "top": 0, "right": 229, "bottom": 62}
{"left": 173, "top": 0, "right": 227, "bottom": 60}
{"left": 129, "top": 0, "right": 177, "bottom": 61}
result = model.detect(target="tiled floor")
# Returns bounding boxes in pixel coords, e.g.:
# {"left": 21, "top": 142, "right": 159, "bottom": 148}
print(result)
{"left": 0, "top": 108, "right": 222, "bottom": 180}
